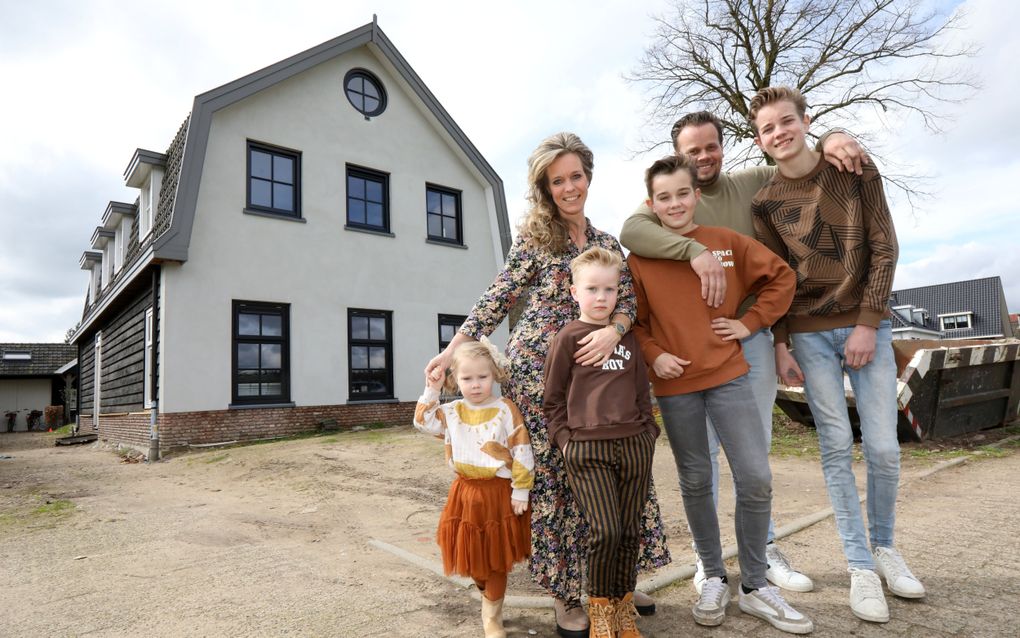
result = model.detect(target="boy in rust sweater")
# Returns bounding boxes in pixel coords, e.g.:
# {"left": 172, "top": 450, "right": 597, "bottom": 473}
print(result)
{"left": 543, "top": 246, "right": 658, "bottom": 638}
{"left": 750, "top": 86, "right": 924, "bottom": 625}
{"left": 629, "top": 154, "right": 812, "bottom": 634}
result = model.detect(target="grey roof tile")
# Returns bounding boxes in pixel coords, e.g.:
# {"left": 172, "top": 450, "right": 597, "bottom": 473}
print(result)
{"left": 890, "top": 276, "right": 1010, "bottom": 338}
{"left": 0, "top": 343, "right": 77, "bottom": 376}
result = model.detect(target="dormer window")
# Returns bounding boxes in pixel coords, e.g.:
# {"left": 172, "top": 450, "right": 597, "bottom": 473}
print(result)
{"left": 114, "top": 225, "right": 124, "bottom": 273}
{"left": 939, "top": 313, "right": 972, "bottom": 331}
{"left": 2, "top": 350, "right": 31, "bottom": 362}
{"left": 80, "top": 251, "right": 102, "bottom": 305}
{"left": 138, "top": 167, "right": 164, "bottom": 239}
{"left": 91, "top": 228, "right": 115, "bottom": 289}
{"left": 124, "top": 148, "right": 167, "bottom": 241}
{"left": 99, "top": 202, "right": 135, "bottom": 279}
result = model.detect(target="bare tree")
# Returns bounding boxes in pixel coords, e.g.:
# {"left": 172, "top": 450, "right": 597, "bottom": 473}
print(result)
{"left": 630, "top": 0, "right": 978, "bottom": 209}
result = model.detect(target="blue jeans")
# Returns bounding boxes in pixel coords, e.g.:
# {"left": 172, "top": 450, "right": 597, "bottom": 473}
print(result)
{"left": 706, "top": 328, "right": 777, "bottom": 543}
{"left": 790, "top": 321, "right": 900, "bottom": 569}
{"left": 659, "top": 374, "right": 772, "bottom": 589}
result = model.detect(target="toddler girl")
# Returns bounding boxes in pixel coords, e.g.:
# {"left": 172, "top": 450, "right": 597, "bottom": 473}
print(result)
{"left": 414, "top": 338, "right": 534, "bottom": 638}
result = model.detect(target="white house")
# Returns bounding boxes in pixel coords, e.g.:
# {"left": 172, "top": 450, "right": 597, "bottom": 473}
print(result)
{"left": 72, "top": 20, "right": 511, "bottom": 456}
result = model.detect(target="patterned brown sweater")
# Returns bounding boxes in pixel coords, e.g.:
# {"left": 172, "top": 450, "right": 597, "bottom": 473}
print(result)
{"left": 751, "top": 156, "right": 898, "bottom": 345}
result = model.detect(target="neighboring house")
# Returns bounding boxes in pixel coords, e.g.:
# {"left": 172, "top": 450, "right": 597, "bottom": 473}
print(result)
{"left": 1010, "top": 313, "right": 1019, "bottom": 335}
{"left": 888, "top": 276, "right": 1016, "bottom": 340}
{"left": 0, "top": 344, "right": 77, "bottom": 431}
{"left": 71, "top": 20, "right": 511, "bottom": 456}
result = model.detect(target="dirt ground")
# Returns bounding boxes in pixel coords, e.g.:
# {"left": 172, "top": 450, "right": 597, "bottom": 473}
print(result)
{"left": 1, "top": 424, "right": 1017, "bottom": 637}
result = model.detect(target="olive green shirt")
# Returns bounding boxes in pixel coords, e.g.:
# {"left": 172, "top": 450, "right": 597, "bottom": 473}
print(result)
{"left": 619, "top": 166, "right": 775, "bottom": 317}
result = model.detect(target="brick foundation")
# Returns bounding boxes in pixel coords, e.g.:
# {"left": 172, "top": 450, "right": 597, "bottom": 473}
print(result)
{"left": 83, "top": 402, "right": 416, "bottom": 457}
{"left": 83, "top": 411, "right": 154, "bottom": 454}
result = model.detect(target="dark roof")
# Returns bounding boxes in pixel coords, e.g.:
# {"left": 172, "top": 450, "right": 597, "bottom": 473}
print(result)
{"left": 890, "top": 276, "right": 1012, "bottom": 339}
{"left": 0, "top": 343, "right": 76, "bottom": 377}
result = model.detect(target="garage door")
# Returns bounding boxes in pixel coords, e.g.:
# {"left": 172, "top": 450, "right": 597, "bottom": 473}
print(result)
{"left": 0, "top": 379, "right": 51, "bottom": 431}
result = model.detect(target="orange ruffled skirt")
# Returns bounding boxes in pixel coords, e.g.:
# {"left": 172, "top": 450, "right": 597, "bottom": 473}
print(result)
{"left": 437, "top": 476, "right": 531, "bottom": 581}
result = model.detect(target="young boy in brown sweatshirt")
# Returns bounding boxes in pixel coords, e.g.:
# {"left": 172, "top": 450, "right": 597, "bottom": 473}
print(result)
{"left": 750, "top": 86, "right": 924, "bottom": 625}
{"left": 543, "top": 247, "right": 659, "bottom": 638}
{"left": 629, "top": 154, "right": 812, "bottom": 634}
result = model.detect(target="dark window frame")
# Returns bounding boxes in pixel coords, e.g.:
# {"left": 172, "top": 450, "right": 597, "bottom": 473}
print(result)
{"left": 246, "top": 140, "right": 302, "bottom": 218}
{"left": 345, "top": 164, "right": 390, "bottom": 232}
{"left": 343, "top": 68, "right": 387, "bottom": 118}
{"left": 348, "top": 308, "right": 394, "bottom": 401}
{"left": 232, "top": 300, "right": 291, "bottom": 405}
{"left": 426, "top": 184, "right": 463, "bottom": 245}
{"left": 438, "top": 314, "right": 467, "bottom": 353}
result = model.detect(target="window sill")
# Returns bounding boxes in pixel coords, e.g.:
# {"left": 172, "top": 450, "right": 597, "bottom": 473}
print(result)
{"left": 228, "top": 401, "right": 296, "bottom": 410}
{"left": 242, "top": 208, "right": 306, "bottom": 223}
{"left": 346, "top": 398, "right": 400, "bottom": 405}
{"left": 426, "top": 238, "right": 467, "bottom": 250}
{"left": 344, "top": 225, "right": 395, "bottom": 238}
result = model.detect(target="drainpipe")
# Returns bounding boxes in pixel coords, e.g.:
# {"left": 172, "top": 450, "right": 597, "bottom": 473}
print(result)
{"left": 148, "top": 399, "right": 160, "bottom": 461}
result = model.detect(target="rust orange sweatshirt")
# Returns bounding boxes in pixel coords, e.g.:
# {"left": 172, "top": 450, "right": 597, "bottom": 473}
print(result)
{"left": 629, "top": 225, "right": 795, "bottom": 396}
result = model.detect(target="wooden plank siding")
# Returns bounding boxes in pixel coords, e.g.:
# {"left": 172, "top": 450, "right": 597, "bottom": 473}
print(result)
{"left": 99, "top": 286, "right": 152, "bottom": 412}
{"left": 77, "top": 281, "right": 155, "bottom": 414}
{"left": 78, "top": 335, "right": 95, "bottom": 414}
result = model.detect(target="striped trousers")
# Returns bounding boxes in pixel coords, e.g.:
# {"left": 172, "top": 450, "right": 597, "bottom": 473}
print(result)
{"left": 563, "top": 431, "right": 656, "bottom": 598}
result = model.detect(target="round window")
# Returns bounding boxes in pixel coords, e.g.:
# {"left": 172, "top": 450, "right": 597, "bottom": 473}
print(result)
{"left": 344, "top": 69, "right": 387, "bottom": 118}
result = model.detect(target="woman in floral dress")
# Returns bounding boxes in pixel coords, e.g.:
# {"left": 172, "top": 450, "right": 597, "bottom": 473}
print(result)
{"left": 425, "top": 132, "right": 670, "bottom": 636}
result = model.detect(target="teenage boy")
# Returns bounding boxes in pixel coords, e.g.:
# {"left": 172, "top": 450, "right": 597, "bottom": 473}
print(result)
{"left": 748, "top": 86, "right": 925, "bottom": 624}
{"left": 620, "top": 113, "right": 867, "bottom": 594}
{"left": 543, "top": 247, "right": 659, "bottom": 638}
{"left": 629, "top": 154, "right": 812, "bottom": 634}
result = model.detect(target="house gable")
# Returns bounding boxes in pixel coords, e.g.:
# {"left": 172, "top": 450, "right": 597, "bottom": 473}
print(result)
{"left": 152, "top": 19, "right": 509, "bottom": 264}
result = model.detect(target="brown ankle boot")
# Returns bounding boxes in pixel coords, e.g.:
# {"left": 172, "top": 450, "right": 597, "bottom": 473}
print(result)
{"left": 587, "top": 597, "right": 616, "bottom": 638}
{"left": 481, "top": 596, "right": 506, "bottom": 638}
{"left": 616, "top": 592, "right": 642, "bottom": 638}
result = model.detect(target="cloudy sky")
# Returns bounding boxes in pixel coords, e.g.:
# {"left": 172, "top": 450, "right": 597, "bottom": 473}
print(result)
{"left": 1, "top": 0, "right": 1017, "bottom": 343}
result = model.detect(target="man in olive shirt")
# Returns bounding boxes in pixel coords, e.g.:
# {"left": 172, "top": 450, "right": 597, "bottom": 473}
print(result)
{"left": 620, "top": 111, "right": 868, "bottom": 594}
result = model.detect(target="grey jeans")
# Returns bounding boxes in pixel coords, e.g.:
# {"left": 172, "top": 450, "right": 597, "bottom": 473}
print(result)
{"left": 658, "top": 374, "right": 772, "bottom": 589}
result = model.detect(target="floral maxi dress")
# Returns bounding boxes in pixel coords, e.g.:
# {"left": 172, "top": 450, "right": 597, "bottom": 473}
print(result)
{"left": 460, "top": 222, "right": 671, "bottom": 603}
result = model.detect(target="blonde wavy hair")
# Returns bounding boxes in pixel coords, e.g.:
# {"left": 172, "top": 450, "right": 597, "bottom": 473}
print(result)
{"left": 444, "top": 337, "right": 510, "bottom": 394}
{"left": 519, "top": 132, "right": 595, "bottom": 254}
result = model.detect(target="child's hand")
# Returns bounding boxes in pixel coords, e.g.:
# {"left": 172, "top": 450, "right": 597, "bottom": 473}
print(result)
{"left": 653, "top": 353, "right": 691, "bottom": 380}
{"left": 711, "top": 317, "right": 750, "bottom": 342}
{"left": 511, "top": 498, "right": 528, "bottom": 516}
{"left": 425, "top": 369, "right": 444, "bottom": 392}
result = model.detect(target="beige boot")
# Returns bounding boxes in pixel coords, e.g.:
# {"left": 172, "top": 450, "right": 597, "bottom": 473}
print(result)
{"left": 481, "top": 596, "right": 506, "bottom": 638}
{"left": 587, "top": 597, "right": 616, "bottom": 638}
{"left": 616, "top": 592, "right": 642, "bottom": 638}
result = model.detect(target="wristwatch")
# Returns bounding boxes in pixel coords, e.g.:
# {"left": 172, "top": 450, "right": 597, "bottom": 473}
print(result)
{"left": 613, "top": 322, "right": 627, "bottom": 337}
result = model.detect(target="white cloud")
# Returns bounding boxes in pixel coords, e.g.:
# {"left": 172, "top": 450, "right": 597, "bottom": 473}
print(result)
{"left": 895, "top": 240, "right": 1020, "bottom": 310}
{"left": 1, "top": 0, "right": 1018, "bottom": 343}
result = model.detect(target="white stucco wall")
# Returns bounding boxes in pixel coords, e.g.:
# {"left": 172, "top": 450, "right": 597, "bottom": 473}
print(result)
{"left": 0, "top": 379, "right": 51, "bottom": 431}
{"left": 159, "top": 47, "right": 509, "bottom": 413}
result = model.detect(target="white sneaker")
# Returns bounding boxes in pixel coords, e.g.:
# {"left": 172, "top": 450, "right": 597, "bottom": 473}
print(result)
{"left": 873, "top": 547, "right": 926, "bottom": 599}
{"left": 766, "top": 543, "right": 814, "bottom": 592}
{"left": 692, "top": 576, "right": 730, "bottom": 626}
{"left": 738, "top": 585, "right": 814, "bottom": 634}
{"left": 693, "top": 556, "right": 707, "bottom": 594}
{"left": 849, "top": 568, "right": 889, "bottom": 623}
